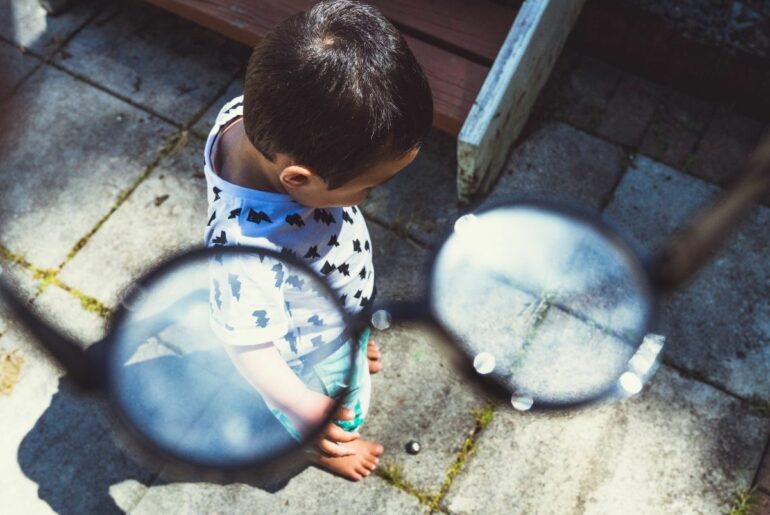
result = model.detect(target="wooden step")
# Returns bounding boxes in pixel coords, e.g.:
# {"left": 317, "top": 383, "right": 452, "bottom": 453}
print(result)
{"left": 143, "top": 0, "right": 501, "bottom": 134}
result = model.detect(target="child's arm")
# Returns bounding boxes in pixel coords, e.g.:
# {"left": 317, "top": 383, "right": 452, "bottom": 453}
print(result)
{"left": 224, "top": 342, "right": 360, "bottom": 457}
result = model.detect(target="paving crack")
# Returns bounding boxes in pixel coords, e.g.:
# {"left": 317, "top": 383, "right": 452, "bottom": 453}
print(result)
{"left": 59, "top": 130, "right": 189, "bottom": 268}
{"left": 375, "top": 403, "right": 495, "bottom": 513}
{"left": 660, "top": 358, "right": 770, "bottom": 417}
{"left": 1, "top": 130, "right": 189, "bottom": 318}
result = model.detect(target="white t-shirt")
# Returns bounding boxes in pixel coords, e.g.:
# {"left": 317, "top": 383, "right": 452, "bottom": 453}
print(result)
{"left": 202, "top": 96, "right": 375, "bottom": 363}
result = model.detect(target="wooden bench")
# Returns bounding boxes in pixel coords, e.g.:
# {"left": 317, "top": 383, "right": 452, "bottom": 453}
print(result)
{"left": 138, "top": 0, "right": 585, "bottom": 202}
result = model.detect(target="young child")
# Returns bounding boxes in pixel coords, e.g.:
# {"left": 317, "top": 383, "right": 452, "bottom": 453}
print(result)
{"left": 202, "top": 0, "right": 432, "bottom": 481}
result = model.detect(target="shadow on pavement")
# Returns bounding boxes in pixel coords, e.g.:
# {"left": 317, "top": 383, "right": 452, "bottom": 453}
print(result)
{"left": 17, "top": 336, "right": 309, "bottom": 514}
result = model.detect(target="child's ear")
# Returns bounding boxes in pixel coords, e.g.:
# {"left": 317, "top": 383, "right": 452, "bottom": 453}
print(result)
{"left": 279, "top": 165, "right": 315, "bottom": 189}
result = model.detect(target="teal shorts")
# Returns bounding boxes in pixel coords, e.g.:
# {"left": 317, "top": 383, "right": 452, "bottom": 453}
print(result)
{"left": 268, "top": 327, "right": 371, "bottom": 443}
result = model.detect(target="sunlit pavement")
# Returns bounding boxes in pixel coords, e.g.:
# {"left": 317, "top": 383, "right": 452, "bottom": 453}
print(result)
{"left": 1, "top": 1, "right": 769, "bottom": 513}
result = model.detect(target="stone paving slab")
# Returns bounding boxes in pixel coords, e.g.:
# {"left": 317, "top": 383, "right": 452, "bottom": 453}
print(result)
{"left": 54, "top": 0, "right": 247, "bottom": 127}
{"left": 0, "top": 0, "right": 101, "bottom": 57}
{"left": 59, "top": 135, "right": 208, "bottom": 309}
{"left": 555, "top": 55, "right": 622, "bottom": 134}
{"left": 691, "top": 107, "right": 767, "bottom": 205}
{"left": 485, "top": 122, "right": 627, "bottom": 211}
{"left": 604, "top": 155, "right": 770, "bottom": 401}
{"left": 366, "top": 222, "right": 489, "bottom": 493}
{"left": 15, "top": 370, "right": 160, "bottom": 515}
{"left": 33, "top": 284, "right": 106, "bottom": 345}
{"left": 0, "top": 38, "right": 40, "bottom": 99}
{"left": 1, "top": 288, "right": 159, "bottom": 514}
{"left": 638, "top": 90, "right": 714, "bottom": 169}
{"left": 0, "top": 259, "right": 40, "bottom": 336}
{"left": 362, "top": 129, "right": 462, "bottom": 248}
{"left": 191, "top": 76, "right": 244, "bottom": 139}
{"left": 759, "top": 448, "right": 770, "bottom": 493}
{"left": 130, "top": 467, "right": 428, "bottom": 514}
{"left": 757, "top": 492, "right": 770, "bottom": 515}
{"left": 368, "top": 222, "right": 431, "bottom": 302}
{"left": 597, "top": 75, "right": 664, "bottom": 148}
{"left": 366, "top": 323, "right": 488, "bottom": 494}
{"left": 0, "top": 63, "right": 177, "bottom": 270}
{"left": 0, "top": 329, "right": 63, "bottom": 515}
{"left": 443, "top": 365, "right": 770, "bottom": 514}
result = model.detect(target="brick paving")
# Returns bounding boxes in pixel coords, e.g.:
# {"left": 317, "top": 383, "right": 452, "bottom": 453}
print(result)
{"left": 1, "top": 1, "right": 769, "bottom": 513}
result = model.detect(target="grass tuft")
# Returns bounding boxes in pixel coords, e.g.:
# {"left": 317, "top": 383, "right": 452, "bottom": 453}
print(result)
{"left": 375, "top": 462, "right": 434, "bottom": 507}
{"left": 472, "top": 404, "right": 495, "bottom": 430}
{"left": 748, "top": 397, "right": 770, "bottom": 418}
{"left": 727, "top": 486, "right": 760, "bottom": 515}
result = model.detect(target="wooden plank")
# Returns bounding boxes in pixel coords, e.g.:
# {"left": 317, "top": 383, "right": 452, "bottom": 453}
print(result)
{"left": 145, "top": 0, "right": 517, "bottom": 65}
{"left": 403, "top": 36, "right": 489, "bottom": 135}
{"left": 368, "top": 0, "right": 518, "bottom": 65}
{"left": 144, "top": 0, "right": 489, "bottom": 135}
{"left": 457, "top": 0, "right": 586, "bottom": 202}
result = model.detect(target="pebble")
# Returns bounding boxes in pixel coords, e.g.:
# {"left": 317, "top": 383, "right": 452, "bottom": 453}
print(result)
{"left": 405, "top": 440, "right": 421, "bottom": 455}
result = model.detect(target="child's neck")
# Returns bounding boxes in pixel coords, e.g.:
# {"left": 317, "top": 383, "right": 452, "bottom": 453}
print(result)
{"left": 218, "top": 119, "right": 287, "bottom": 194}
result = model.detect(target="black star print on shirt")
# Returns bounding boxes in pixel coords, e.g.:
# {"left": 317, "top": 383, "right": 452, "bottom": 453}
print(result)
{"left": 228, "top": 273, "right": 241, "bottom": 301}
{"left": 365, "top": 240, "right": 370, "bottom": 251}
{"left": 212, "top": 230, "right": 227, "bottom": 246}
{"left": 272, "top": 263, "right": 285, "bottom": 287}
{"left": 304, "top": 245, "right": 320, "bottom": 259}
{"left": 213, "top": 186, "right": 221, "bottom": 201}
{"left": 321, "top": 261, "right": 336, "bottom": 275}
{"left": 247, "top": 209, "right": 272, "bottom": 224}
{"left": 286, "top": 275, "right": 305, "bottom": 290}
{"left": 207, "top": 211, "right": 216, "bottom": 226}
{"left": 308, "top": 314, "right": 324, "bottom": 326}
{"left": 359, "top": 266, "right": 366, "bottom": 279}
{"left": 228, "top": 208, "right": 241, "bottom": 219}
{"left": 284, "top": 330, "right": 298, "bottom": 354}
{"left": 252, "top": 310, "right": 269, "bottom": 328}
{"left": 313, "top": 209, "right": 335, "bottom": 225}
{"left": 286, "top": 213, "right": 305, "bottom": 227}
{"left": 342, "top": 210, "right": 354, "bottom": 224}
{"left": 328, "top": 234, "right": 339, "bottom": 247}
{"left": 337, "top": 263, "right": 350, "bottom": 276}
{"left": 353, "top": 239, "right": 362, "bottom": 253}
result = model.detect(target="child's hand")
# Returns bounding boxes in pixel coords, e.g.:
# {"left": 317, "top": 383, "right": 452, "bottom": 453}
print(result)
{"left": 287, "top": 389, "right": 360, "bottom": 457}
{"left": 315, "top": 405, "right": 360, "bottom": 457}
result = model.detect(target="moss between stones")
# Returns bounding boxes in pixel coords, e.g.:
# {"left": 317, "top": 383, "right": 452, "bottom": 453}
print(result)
{"left": 376, "top": 404, "right": 496, "bottom": 513}
{"left": 63, "top": 130, "right": 189, "bottom": 265}
{"left": 375, "top": 462, "right": 435, "bottom": 507}
{"left": 1, "top": 131, "right": 189, "bottom": 319}
{"left": 1, "top": 245, "right": 111, "bottom": 318}
{"left": 748, "top": 397, "right": 770, "bottom": 418}
{"left": 727, "top": 486, "right": 760, "bottom": 515}
{"left": 682, "top": 153, "right": 698, "bottom": 173}
{"left": 472, "top": 404, "right": 495, "bottom": 430}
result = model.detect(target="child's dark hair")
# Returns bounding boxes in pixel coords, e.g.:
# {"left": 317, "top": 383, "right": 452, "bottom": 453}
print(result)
{"left": 243, "top": 0, "right": 433, "bottom": 189}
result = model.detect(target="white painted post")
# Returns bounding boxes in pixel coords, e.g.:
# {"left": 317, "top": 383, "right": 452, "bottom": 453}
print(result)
{"left": 457, "top": 0, "right": 586, "bottom": 203}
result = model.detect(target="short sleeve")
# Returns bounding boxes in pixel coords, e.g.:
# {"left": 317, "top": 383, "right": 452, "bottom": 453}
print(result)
{"left": 208, "top": 252, "right": 289, "bottom": 346}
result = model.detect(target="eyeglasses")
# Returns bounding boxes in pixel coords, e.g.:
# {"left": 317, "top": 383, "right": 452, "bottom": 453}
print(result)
{"left": 2, "top": 138, "right": 767, "bottom": 481}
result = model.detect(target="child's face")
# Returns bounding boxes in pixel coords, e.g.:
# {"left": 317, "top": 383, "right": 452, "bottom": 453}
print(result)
{"left": 283, "top": 146, "right": 420, "bottom": 208}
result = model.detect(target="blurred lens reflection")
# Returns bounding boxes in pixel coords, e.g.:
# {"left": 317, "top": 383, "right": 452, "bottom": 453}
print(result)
{"left": 108, "top": 248, "right": 353, "bottom": 468}
{"left": 431, "top": 207, "right": 652, "bottom": 405}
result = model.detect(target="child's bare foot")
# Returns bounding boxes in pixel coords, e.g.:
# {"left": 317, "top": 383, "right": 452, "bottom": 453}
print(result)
{"left": 367, "top": 340, "right": 382, "bottom": 374}
{"left": 308, "top": 438, "right": 384, "bottom": 481}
